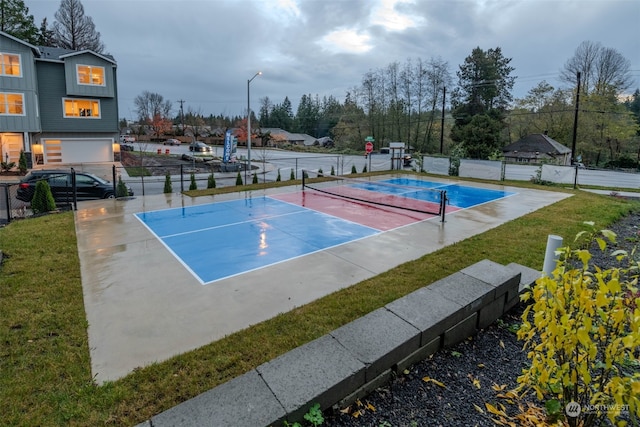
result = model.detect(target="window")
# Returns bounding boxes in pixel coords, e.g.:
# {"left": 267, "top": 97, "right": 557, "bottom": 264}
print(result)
{"left": 0, "top": 53, "right": 21, "bottom": 77}
{"left": 0, "top": 92, "right": 25, "bottom": 115}
{"left": 63, "top": 98, "right": 101, "bottom": 118}
{"left": 76, "top": 65, "right": 105, "bottom": 86}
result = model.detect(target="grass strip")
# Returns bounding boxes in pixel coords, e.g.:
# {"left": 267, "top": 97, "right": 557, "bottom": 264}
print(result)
{"left": 0, "top": 186, "right": 638, "bottom": 426}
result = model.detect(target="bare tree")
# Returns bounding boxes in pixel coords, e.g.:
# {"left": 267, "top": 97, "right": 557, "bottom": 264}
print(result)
{"left": 134, "top": 91, "right": 172, "bottom": 139}
{"left": 53, "top": 0, "right": 104, "bottom": 53}
{"left": 595, "top": 47, "right": 633, "bottom": 95}
{"left": 561, "top": 41, "right": 632, "bottom": 96}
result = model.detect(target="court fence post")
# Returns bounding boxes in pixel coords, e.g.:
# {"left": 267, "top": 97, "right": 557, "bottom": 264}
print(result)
{"left": 112, "top": 165, "right": 117, "bottom": 198}
{"left": 180, "top": 165, "right": 184, "bottom": 193}
{"left": 440, "top": 190, "right": 447, "bottom": 222}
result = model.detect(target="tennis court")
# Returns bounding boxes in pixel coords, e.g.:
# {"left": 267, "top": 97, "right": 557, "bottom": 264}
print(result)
{"left": 136, "top": 177, "right": 514, "bottom": 284}
{"left": 75, "top": 175, "right": 570, "bottom": 383}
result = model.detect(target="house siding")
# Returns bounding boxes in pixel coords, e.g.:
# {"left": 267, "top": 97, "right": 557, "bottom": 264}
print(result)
{"left": 37, "top": 61, "right": 118, "bottom": 133}
{"left": 63, "top": 53, "right": 115, "bottom": 98}
{"left": 0, "top": 35, "right": 41, "bottom": 131}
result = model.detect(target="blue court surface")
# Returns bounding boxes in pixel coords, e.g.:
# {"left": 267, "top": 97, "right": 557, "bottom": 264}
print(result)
{"left": 360, "top": 178, "right": 515, "bottom": 209}
{"left": 136, "top": 179, "right": 515, "bottom": 285}
{"left": 136, "top": 197, "right": 380, "bottom": 284}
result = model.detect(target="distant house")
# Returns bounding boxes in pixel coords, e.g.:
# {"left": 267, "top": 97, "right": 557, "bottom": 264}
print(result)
{"left": 502, "top": 133, "right": 571, "bottom": 165}
{"left": 259, "top": 128, "right": 316, "bottom": 146}
{"left": 0, "top": 31, "right": 119, "bottom": 166}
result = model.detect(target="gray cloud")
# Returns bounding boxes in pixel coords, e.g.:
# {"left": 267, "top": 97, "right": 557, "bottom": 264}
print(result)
{"left": 27, "top": 0, "right": 640, "bottom": 120}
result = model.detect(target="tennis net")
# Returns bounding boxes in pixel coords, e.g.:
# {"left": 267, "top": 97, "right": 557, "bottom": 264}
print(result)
{"left": 301, "top": 170, "right": 447, "bottom": 220}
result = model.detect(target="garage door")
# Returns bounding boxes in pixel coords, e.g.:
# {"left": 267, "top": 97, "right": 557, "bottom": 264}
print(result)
{"left": 44, "top": 139, "right": 113, "bottom": 164}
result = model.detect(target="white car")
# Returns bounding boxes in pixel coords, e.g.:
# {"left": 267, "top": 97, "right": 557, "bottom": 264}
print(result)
{"left": 120, "top": 135, "right": 136, "bottom": 143}
{"left": 189, "top": 141, "right": 213, "bottom": 152}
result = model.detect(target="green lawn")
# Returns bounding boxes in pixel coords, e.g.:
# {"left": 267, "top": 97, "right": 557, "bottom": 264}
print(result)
{"left": 0, "top": 179, "right": 638, "bottom": 426}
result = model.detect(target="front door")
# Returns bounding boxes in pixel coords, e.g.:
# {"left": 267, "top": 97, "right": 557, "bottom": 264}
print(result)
{"left": 0, "top": 133, "right": 23, "bottom": 165}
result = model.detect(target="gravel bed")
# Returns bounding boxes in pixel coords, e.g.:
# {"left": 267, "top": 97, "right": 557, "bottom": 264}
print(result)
{"left": 324, "top": 211, "right": 640, "bottom": 427}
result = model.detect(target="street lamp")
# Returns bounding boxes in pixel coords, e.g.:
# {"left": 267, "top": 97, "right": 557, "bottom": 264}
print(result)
{"left": 247, "top": 71, "right": 262, "bottom": 183}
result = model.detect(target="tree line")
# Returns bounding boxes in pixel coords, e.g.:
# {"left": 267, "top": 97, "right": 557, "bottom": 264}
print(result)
{"left": 149, "top": 41, "right": 637, "bottom": 168}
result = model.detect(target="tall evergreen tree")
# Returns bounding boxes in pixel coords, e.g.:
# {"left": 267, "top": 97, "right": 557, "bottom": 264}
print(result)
{"left": 37, "top": 17, "right": 56, "bottom": 46}
{"left": 451, "top": 46, "right": 515, "bottom": 159}
{"left": 0, "top": 0, "right": 39, "bottom": 44}
{"left": 295, "top": 94, "right": 321, "bottom": 136}
{"left": 53, "top": 0, "right": 105, "bottom": 53}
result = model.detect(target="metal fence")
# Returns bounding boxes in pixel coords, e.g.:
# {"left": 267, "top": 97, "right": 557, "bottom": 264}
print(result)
{"left": 1, "top": 169, "right": 127, "bottom": 223}
{"left": 5, "top": 153, "right": 639, "bottom": 224}
{"left": 422, "top": 156, "right": 640, "bottom": 190}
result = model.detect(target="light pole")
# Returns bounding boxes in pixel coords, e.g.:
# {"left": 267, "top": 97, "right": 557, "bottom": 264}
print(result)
{"left": 247, "top": 71, "right": 262, "bottom": 183}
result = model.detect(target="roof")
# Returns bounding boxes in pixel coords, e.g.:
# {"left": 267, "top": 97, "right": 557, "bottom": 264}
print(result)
{"left": 39, "top": 46, "right": 116, "bottom": 64}
{"left": 0, "top": 30, "right": 39, "bottom": 54}
{"left": 502, "top": 133, "right": 571, "bottom": 155}
{"left": 260, "top": 128, "right": 316, "bottom": 145}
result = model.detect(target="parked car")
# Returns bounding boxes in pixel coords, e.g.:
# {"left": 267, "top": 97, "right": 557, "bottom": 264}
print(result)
{"left": 163, "top": 139, "right": 181, "bottom": 146}
{"left": 189, "top": 141, "right": 213, "bottom": 152}
{"left": 120, "top": 135, "right": 136, "bottom": 143}
{"left": 119, "top": 143, "right": 135, "bottom": 151}
{"left": 16, "top": 170, "right": 133, "bottom": 203}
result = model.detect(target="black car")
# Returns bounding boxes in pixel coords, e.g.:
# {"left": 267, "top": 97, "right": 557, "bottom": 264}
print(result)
{"left": 16, "top": 170, "right": 133, "bottom": 203}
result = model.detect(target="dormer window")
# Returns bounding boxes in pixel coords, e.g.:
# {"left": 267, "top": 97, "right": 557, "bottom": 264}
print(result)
{"left": 76, "top": 65, "right": 105, "bottom": 86}
{"left": 0, "top": 53, "right": 21, "bottom": 77}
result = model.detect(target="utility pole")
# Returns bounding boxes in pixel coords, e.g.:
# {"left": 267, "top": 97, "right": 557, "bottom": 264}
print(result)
{"left": 440, "top": 86, "right": 446, "bottom": 154}
{"left": 571, "top": 72, "right": 581, "bottom": 165}
{"left": 571, "top": 72, "right": 581, "bottom": 190}
{"left": 178, "top": 99, "right": 185, "bottom": 135}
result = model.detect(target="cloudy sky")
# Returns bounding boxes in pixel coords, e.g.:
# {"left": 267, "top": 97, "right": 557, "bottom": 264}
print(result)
{"left": 27, "top": 0, "right": 640, "bottom": 121}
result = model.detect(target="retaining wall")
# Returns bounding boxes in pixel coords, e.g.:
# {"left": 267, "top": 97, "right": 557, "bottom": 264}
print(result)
{"left": 137, "top": 259, "right": 540, "bottom": 427}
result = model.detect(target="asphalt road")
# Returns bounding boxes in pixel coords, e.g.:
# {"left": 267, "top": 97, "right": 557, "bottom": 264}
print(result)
{"left": 125, "top": 143, "right": 414, "bottom": 196}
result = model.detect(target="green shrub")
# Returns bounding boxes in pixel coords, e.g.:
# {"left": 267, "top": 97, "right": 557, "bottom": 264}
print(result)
{"left": 18, "top": 150, "right": 27, "bottom": 174}
{"left": 236, "top": 171, "right": 243, "bottom": 186}
{"left": 1, "top": 160, "right": 15, "bottom": 172}
{"left": 189, "top": 173, "right": 197, "bottom": 190}
{"left": 207, "top": 173, "right": 216, "bottom": 189}
{"left": 351, "top": 165, "right": 357, "bottom": 174}
{"left": 290, "top": 169, "right": 295, "bottom": 180}
{"left": 117, "top": 176, "right": 129, "bottom": 197}
{"left": 517, "top": 223, "right": 640, "bottom": 426}
{"left": 276, "top": 170, "right": 281, "bottom": 182}
{"left": 362, "top": 164, "right": 367, "bottom": 173}
{"left": 252, "top": 173, "right": 258, "bottom": 184}
{"left": 163, "top": 172, "right": 172, "bottom": 193}
{"left": 330, "top": 165, "right": 335, "bottom": 175}
{"left": 31, "top": 180, "right": 56, "bottom": 213}
{"left": 318, "top": 168, "right": 323, "bottom": 176}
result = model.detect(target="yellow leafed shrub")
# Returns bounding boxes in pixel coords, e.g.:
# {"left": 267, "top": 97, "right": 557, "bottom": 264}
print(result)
{"left": 517, "top": 223, "right": 640, "bottom": 426}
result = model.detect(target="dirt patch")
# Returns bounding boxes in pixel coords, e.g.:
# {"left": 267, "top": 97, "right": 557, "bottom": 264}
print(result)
{"left": 121, "top": 151, "right": 224, "bottom": 176}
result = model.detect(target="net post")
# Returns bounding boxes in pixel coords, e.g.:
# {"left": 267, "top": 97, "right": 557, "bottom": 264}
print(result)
{"left": 302, "top": 169, "right": 306, "bottom": 189}
{"left": 440, "top": 190, "right": 447, "bottom": 222}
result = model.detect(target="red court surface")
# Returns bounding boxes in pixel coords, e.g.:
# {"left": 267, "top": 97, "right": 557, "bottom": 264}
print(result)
{"left": 272, "top": 191, "right": 458, "bottom": 231}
